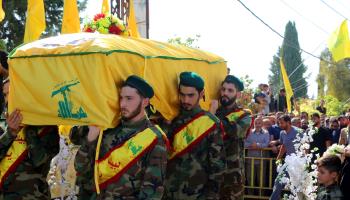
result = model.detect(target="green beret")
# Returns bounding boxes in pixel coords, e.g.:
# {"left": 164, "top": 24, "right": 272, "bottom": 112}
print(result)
{"left": 125, "top": 75, "right": 154, "bottom": 98}
{"left": 224, "top": 75, "right": 244, "bottom": 91}
{"left": 179, "top": 72, "right": 204, "bottom": 90}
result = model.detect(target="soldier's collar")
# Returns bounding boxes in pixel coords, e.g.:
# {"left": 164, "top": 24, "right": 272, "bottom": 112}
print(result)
{"left": 180, "top": 106, "right": 202, "bottom": 116}
{"left": 121, "top": 117, "right": 148, "bottom": 129}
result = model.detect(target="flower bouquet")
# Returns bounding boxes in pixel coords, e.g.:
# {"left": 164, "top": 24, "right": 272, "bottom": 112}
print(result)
{"left": 277, "top": 128, "right": 319, "bottom": 200}
{"left": 83, "top": 13, "right": 129, "bottom": 36}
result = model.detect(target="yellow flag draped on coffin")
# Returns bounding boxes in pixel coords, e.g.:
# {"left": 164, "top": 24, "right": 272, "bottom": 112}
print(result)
{"left": 0, "top": 1, "right": 5, "bottom": 22}
{"left": 280, "top": 57, "right": 294, "bottom": 113}
{"left": 61, "top": 0, "right": 80, "bottom": 34}
{"left": 23, "top": 0, "right": 46, "bottom": 43}
{"left": 8, "top": 33, "right": 226, "bottom": 128}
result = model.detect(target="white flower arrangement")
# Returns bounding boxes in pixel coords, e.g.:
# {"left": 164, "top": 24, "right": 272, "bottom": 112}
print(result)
{"left": 48, "top": 136, "right": 79, "bottom": 200}
{"left": 277, "top": 127, "right": 319, "bottom": 200}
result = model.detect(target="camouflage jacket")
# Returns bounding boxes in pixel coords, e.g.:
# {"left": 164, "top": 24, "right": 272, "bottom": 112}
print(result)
{"left": 316, "top": 184, "right": 343, "bottom": 200}
{"left": 163, "top": 106, "right": 226, "bottom": 200}
{"left": 0, "top": 125, "right": 59, "bottom": 200}
{"left": 215, "top": 106, "right": 252, "bottom": 188}
{"left": 73, "top": 118, "right": 168, "bottom": 200}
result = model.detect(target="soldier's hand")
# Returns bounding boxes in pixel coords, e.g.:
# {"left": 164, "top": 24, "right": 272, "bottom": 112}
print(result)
{"left": 6, "top": 109, "right": 23, "bottom": 137}
{"left": 87, "top": 125, "right": 101, "bottom": 142}
{"left": 209, "top": 100, "right": 219, "bottom": 114}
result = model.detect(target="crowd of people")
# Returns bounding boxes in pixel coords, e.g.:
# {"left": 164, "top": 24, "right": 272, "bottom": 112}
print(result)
{"left": 244, "top": 83, "right": 350, "bottom": 200}
{"left": 0, "top": 45, "right": 350, "bottom": 200}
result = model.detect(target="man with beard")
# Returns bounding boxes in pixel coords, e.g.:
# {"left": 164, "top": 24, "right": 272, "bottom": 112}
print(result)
{"left": 72, "top": 75, "right": 168, "bottom": 200}
{"left": 270, "top": 115, "right": 299, "bottom": 200}
{"left": 309, "top": 113, "right": 332, "bottom": 158}
{"left": 0, "top": 79, "right": 59, "bottom": 199}
{"left": 163, "top": 72, "right": 226, "bottom": 200}
{"left": 209, "top": 75, "right": 252, "bottom": 200}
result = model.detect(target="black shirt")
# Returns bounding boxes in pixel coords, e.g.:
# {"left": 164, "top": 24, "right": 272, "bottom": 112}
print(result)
{"left": 316, "top": 106, "right": 327, "bottom": 114}
{"left": 310, "top": 126, "right": 332, "bottom": 157}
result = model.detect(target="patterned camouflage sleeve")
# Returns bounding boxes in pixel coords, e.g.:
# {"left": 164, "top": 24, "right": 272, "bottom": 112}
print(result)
{"left": 138, "top": 136, "right": 168, "bottom": 200}
{"left": 69, "top": 126, "right": 89, "bottom": 145}
{"left": 25, "top": 126, "right": 60, "bottom": 167}
{"left": 0, "top": 127, "right": 15, "bottom": 160}
{"left": 74, "top": 126, "right": 97, "bottom": 183}
{"left": 205, "top": 123, "right": 226, "bottom": 199}
{"left": 236, "top": 113, "right": 252, "bottom": 139}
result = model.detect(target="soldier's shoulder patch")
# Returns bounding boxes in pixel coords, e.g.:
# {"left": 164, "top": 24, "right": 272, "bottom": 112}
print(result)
{"left": 205, "top": 112, "right": 221, "bottom": 124}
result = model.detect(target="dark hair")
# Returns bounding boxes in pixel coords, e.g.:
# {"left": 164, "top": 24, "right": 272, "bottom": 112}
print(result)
{"left": 2, "top": 77, "right": 9, "bottom": 85}
{"left": 301, "top": 111, "right": 309, "bottom": 116}
{"left": 311, "top": 112, "right": 320, "bottom": 119}
{"left": 0, "top": 51, "right": 8, "bottom": 70}
{"left": 278, "top": 114, "right": 291, "bottom": 123}
{"left": 317, "top": 154, "right": 342, "bottom": 173}
{"left": 280, "top": 88, "right": 286, "bottom": 93}
{"left": 178, "top": 84, "right": 203, "bottom": 94}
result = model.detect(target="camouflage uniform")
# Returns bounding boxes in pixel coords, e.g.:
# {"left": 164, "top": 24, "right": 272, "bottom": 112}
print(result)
{"left": 163, "top": 106, "right": 226, "bottom": 200}
{"left": 73, "top": 118, "right": 168, "bottom": 200}
{"left": 216, "top": 106, "right": 252, "bottom": 200}
{"left": 0, "top": 125, "right": 59, "bottom": 200}
{"left": 316, "top": 184, "right": 343, "bottom": 200}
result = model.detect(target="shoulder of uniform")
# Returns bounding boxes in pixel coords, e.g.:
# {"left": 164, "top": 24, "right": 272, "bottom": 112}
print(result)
{"left": 148, "top": 125, "right": 166, "bottom": 140}
{"left": 243, "top": 108, "right": 252, "bottom": 115}
{"left": 204, "top": 111, "right": 221, "bottom": 124}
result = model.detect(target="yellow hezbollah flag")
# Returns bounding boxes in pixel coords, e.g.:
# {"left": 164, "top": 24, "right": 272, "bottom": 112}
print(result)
{"left": 328, "top": 20, "right": 350, "bottom": 62}
{"left": 280, "top": 57, "right": 294, "bottom": 113}
{"left": 61, "top": 0, "right": 80, "bottom": 34}
{"left": 0, "top": 1, "right": 5, "bottom": 22}
{"left": 24, "top": 0, "right": 46, "bottom": 43}
{"left": 101, "top": 0, "right": 110, "bottom": 14}
{"left": 8, "top": 33, "right": 226, "bottom": 128}
{"left": 128, "top": 0, "right": 140, "bottom": 38}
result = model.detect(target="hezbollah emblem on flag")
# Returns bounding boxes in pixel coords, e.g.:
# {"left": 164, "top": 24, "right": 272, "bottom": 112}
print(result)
{"left": 51, "top": 79, "right": 87, "bottom": 120}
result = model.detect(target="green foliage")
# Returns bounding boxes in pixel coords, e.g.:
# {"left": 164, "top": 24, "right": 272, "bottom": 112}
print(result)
{"left": 299, "top": 95, "right": 350, "bottom": 116}
{"left": 268, "top": 47, "right": 282, "bottom": 96}
{"left": 269, "top": 21, "right": 308, "bottom": 98}
{"left": 0, "top": 0, "right": 87, "bottom": 51}
{"left": 167, "top": 35, "right": 201, "bottom": 48}
{"left": 317, "top": 48, "right": 350, "bottom": 102}
{"left": 281, "top": 21, "right": 308, "bottom": 98}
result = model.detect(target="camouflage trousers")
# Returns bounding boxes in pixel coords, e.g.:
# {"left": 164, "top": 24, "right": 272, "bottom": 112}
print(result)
{"left": 219, "top": 140, "right": 245, "bottom": 200}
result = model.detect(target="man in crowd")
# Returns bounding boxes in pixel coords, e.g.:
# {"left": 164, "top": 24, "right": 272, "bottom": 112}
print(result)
{"left": 244, "top": 117, "right": 269, "bottom": 194}
{"left": 0, "top": 79, "right": 59, "bottom": 199}
{"left": 339, "top": 115, "right": 349, "bottom": 130}
{"left": 339, "top": 115, "right": 350, "bottom": 145}
{"left": 211, "top": 75, "right": 252, "bottom": 200}
{"left": 164, "top": 72, "right": 226, "bottom": 200}
{"left": 269, "top": 112, "right": 283, "bottom": 154}
{"left": 270, "top": 115, "right": 299, "bottom": 200}
{"left": 329, "top": 117, "right": 341, "bottom": 144}
{"left": 275, "top": 89, "right": 287, "bottom": 112}
{"left": 72, "top": 75, "right": 168, "bottom": 199}
{"left": 316, "top": 99, "right": 327, "bottom": 115}
{"left": 291, "top": 117, "right": 301, "bottom": 129}
{"left": 309, "top": 113, "right": 332, "bottom": 159}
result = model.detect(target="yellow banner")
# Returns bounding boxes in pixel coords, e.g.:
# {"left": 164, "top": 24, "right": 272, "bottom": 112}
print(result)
{"left": 9, "top": 33, "right": 227, "bottom": 128}
{"left": 0, "top": 0, "right": 5, "bottom": 22}
{"left": 97, "top": 127, "right": 158, "bottom": 189}
{"left": 328, "top": 20, "right": 350, "bottom": 62}
{"left": 280, "top": 58, "right": 294, "bottom": 113}
{"left": 62, "top": 0, "right": 80, "bottom": 34}
{"left": 170, "top": 113, "right": 216, "bottom": 159}
{"left": 23, "top": 0, "right": 46, "bottom": 43}
{"left": 225, "top": 110, "right": 246, "bottom": 123}
{"left": 101, "top": 0, "right": 110, "bottom": 14}
{"left": 128, "top": 0, "right": 140, "bottom": 38}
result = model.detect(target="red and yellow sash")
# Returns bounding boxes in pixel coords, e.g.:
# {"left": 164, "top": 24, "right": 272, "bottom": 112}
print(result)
{"left": 170, "top": 112, "right": 217, "bottom": 160}
{"left": 225, "top": 109, "right": 251, "bottom": 123}
{"left": 224, "top": 109, "right": 253, "bottom": 139}
{"left": 0, "top": 127, "right": 50, "bottom": 188}
{"left": 97, "top": 126, "right": 161, "bottom": 189}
